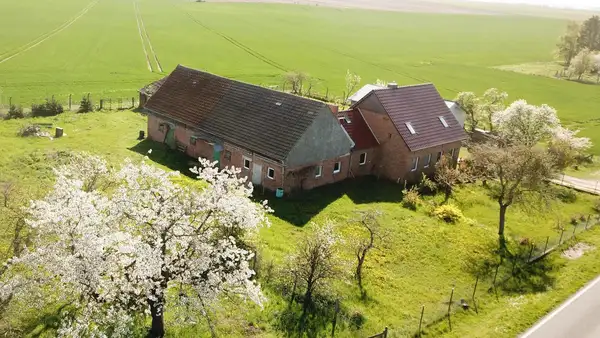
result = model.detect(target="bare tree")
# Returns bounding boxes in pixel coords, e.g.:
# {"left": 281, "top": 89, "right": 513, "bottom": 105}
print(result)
{"left": 343, "top": 70, "right": 361, "bottom": 103}
{"left": 435, "top": 155, "right": 467, "bottom": 203}
{"left": 470, "top": 144, "right": 556, "bottom": 250}
{"left": 283, "top": 71, "right": 309, "bottom": 95}
{"left": 289, "top": 224, "right": 340, "bottom": 324}
{"left": 353, "top": 210, "right": 384, "bottom": 293}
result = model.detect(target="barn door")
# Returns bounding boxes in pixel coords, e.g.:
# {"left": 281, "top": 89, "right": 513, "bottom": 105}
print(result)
{"left": 252, "top": 163, "right": 262, "bottom": 186}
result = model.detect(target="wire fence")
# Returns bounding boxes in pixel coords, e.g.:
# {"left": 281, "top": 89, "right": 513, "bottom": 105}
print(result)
{"left": 0, "top": 94, "right": 140, "bottom": 115}
{"left": 411, "top": 213, "right": 600, "bottom": 337}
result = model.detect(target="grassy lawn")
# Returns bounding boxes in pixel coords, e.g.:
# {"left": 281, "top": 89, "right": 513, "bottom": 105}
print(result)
{"left": 1, "top": 111, "right": 600, "bottom": 337}
{"left": 2, "top": 0, "right": 600, "bottom": 153}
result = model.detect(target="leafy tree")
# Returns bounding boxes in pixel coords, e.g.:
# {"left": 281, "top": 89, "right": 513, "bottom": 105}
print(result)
{"left": 284, "top": 71, "right": 309, "bottom": 95}
{"left": 492, "top": 100, "right": 560, "bottom": 147}
{"left": 578, "top": 15, "right": 600, "bottom": 51}
{"left": 435, "top": 154, "right": 467, "bottom": 203}
{"left": 455, "top": 92, "right": 479, "bottom": 132}
{"left": 568, "top": 48, "right": 595, "bottom": 80}
{"left": 0, "top": 155, "right": 270, "bottom": 337}
{"left": 344, "top": 70, "right": 361, "bottom": 103}
{"left": 555, "top": 21, "right": 581, "bottom": 67}
{"left": 548, "top": 126, "right": 592, "bottom": 170}
{"left": 289, "top": 224, "right": 340, "bottom": 325}
{"left": 480, "top": 88, "right": 507, "bottom": 132}
{"left": 352, "top": 210, "right": 384, "bottom": 293}
{"left": 471, "top": 144, "right": 556, "bottom": 249}
{"left": 4, "top": 104, "right": 24, "bottom": 120}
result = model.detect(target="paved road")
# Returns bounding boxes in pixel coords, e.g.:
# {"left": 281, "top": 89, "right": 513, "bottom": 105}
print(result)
{"left": 520, "top": 275, "right": 600, "bottom": 338}
{"left": 552, "top": 175, "right": 600, "bottom": 196}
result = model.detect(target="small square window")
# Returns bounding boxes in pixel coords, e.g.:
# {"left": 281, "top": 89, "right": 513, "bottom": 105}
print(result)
{"left": 158, "top": 124, "right": 165, "bottom": 132}
{"left": 190, "top": 137, "right": 196, "bottom": 145}
{"left": 267, "top": 167, "right": 275, "bottom": 179}
{"left": 423, "top": 154, "right": 432, "bottom": 168}
{"left": 224, "top": 150, "right": 231, "bottom": 161}
{"left": 439, "top": 116, "right": 449, "bottom": 128}
{"left": 243, "top": 157, "right": 251, "bottom": 170}
{"left": 405, "top": 122, "right": 416, "bottom": 135}
{"left": 359, "top": 153, "right": 367, "bottom": 165}
{"left": 411, "top": 157, "right": 419, "bottom": 172}
{"left": 333, "top": 162, "right": 341, "bottom": 174}
{"left": 315, "top": 165, "right": 322, "bottom": 178}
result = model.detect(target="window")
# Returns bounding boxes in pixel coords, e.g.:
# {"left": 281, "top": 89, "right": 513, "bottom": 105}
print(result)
{"left": 436, "top": 151, "right": 443, "bottom": 162}
{"left": 359, "top": 153, "right": 367, "bottom": 165}
{"left": 450, "top": 148, "right": 456, "bottom": 158}
{"left": 405, "top": 122, "right": 416, "bottom": 135}
{"left": 333, "top": 162, "right": 341, "bottom": 174}
{"left": 423, "top": 154, "right": 432, "bottom": 168}
{"left": 243, "top": 156, "right": 251, "bottom": 170}
{"left": 411, "top": 157, "right": 419, "bottom": 172}
{"left": 315, "top": 165, "right": 322, "bottom": 178}
{"left": 158, "top": 123, "right": 165, "bottom": 132}
{"left": 190, "top": 136, "right": 197, "bottom": 145}
{"left": 439, "top": 116, "right": 449, "bottom": 128}
{"left": 267, "top": 167, "right": 275, "bottom": 179}
{"left": 224, "top": 150, "right": 231, "bottom": 161}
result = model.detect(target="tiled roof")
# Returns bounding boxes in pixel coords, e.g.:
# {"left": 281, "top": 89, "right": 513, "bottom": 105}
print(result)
{"left": 140, "top": 76, "right": 168, "bottom": 96}
{"left": 361, "top": 84, "right": 467, "bottom": 151}
{"left": 337, "top": 109, "right": 379, "bottom": 150}
{"left": 144, "top": 65, "right": 331, "bottom": 161}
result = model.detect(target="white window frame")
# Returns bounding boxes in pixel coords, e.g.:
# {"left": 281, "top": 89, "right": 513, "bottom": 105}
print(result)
{"left": 315, "top": 165, "right": 322, "bottom": 178}
{"left": 333, "top": 162, "right": 341, "bottom": 174}
{"left": 424, "top": 154, "right": 432, "bottom": 168}
{"left": 439, "top": 116, "right": 449, "bottom": 128}
{"left": 267, "top": 167, "right": 275, "bottom": 180}
{"left": 405, "top": 122, "right": 416, "bottom": 135}
{"left": 359, "top": 152, "right": 367, "bottom": 165}
{"left": 243, "top": 156, "right": 251, "bottom": 170}
{"left": 411, "top": 157, "right": 419, "bottom": 172}
{"left": 450, "top": 148, "right": 456, "bottom": 158}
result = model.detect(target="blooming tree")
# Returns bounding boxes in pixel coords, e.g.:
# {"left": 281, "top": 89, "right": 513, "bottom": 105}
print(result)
{"left": 0, "top": 154, "right": 271, "bottom": 337}
{"left": 480, "top": 88, "right": 508, "bottom": 132}
{"left": 549, "top": 126, "right": 593, "bottom": 170}
{"left": 492, "top": 100, "right": 561, "bottom": 147}
{"left": 344, "top": 69, "right": 361, "bottom": 103}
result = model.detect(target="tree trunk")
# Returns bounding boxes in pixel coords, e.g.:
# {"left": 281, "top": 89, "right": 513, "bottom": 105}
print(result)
{"left": 149, "top": 299, "right": 165, "bottom": 338}
{"left": 498, "top": 204, "right": 508, "bottom": 250}
{"left": 356, "top": 254, "right": 365, "bottom": 290}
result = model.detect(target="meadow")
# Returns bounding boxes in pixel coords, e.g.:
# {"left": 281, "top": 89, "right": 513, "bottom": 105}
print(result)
{"left": 1, "top": 0, "right": 600, "bottom": 151}
{"left": 1, "top": 111, "right": 600, "bottom": 337}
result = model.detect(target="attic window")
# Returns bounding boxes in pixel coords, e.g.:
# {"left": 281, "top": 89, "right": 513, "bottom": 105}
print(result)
{"left": 439, "top": 116, "right": 449, "bottom": 128}
{"left": 405, "top": 122, "right": 416, "bottom": 135}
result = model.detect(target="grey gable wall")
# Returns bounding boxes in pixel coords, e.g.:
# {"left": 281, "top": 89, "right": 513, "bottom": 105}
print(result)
{"left": 285, "top": 107, "right": 354, "bottom": 167}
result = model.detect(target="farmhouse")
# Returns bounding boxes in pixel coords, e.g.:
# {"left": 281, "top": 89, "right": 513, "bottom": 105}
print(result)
{"left": 143, "top": 65, "right": 466, "bottom": 192}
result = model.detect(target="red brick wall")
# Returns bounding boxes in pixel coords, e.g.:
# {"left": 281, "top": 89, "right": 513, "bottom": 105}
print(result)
{"left": 349, "top": 148, "right": 378, "bottom": 178}
{"left": 361, "top": 109, "right": 462, "bottom": 183}
{"left": 220, "top": 143, "right": 286, "bottom": 192}
{"left": 285, "top": 154, "right": 351, "bottom": 191}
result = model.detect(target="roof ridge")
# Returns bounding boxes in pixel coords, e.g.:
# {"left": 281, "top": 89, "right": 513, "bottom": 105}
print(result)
{"left": 175, "top": 64, "right": 329, "bottom": 107}
{"left": 375, "top": 83, "right": 433, "bottom": 91}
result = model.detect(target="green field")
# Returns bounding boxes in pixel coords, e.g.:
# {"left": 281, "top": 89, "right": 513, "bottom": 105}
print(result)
{"left": 1, "top": 111, "right": 600, "bottom": 337}
{"left": 1, "top": 0, "right": 600, "bottom": 152}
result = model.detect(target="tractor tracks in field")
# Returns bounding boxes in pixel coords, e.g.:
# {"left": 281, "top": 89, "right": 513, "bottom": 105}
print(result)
{"left": 134, "top": 1, "right": 162, "bottom": 73}
{"left": 178, "top": 7, "right": 287, "bottom": 72}
{"left": 0, "top": 0, "right": 99, "bottom": 65}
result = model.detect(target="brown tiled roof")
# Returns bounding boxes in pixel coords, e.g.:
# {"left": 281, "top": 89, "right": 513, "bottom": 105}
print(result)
{"left": 140, "top": 76, "right": 168, "bottom": 96}
{"left": 357, "top": 84, "right": 467, "bottom": 151}
{"left": 337, "top": 109, "right": 379, "bottom": 150}
{"left": 144, "top": 65, "right": 331, "bottom": 161}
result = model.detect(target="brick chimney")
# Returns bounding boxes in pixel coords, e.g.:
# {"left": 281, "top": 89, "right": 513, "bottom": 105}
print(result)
{"left": 387, "top": 82, "right": 398, "bottom": 89}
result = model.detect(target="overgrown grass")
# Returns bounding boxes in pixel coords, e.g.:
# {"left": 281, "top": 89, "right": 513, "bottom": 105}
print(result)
{"left": 1, "top": 111, "right": 599, "bottom": 337}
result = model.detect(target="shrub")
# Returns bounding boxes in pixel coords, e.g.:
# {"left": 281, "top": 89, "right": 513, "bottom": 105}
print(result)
{"left": 433, "top": 204, "right": 464, "bottom": 223}
{"left": 78, "top": 95, "right": 94, "bottom": 113}
{"left": 580, "top": 214, "right": 588, "bottom": 222}
{"left": 555, "top": 187, "right": 577, "bottom": 203}
{"left": 594, "top": 199, "right": 600, "bottom": 213}
{"left": 570, "top": 216, "right": 578, "bottom": 225}
{"left": 418, "top": 173, "right": 437, "bottom": 194}
{"left": 348, "top": 311, "right": 366, "bottom": 330}
{"left": 31, "top": 97, "right": 64, "bottom": 117}
{"left": 402, "top": 187, "right": 421, "bottom": 210}
{"left": 5, "top": 104, "right": 24, "bottom": 120}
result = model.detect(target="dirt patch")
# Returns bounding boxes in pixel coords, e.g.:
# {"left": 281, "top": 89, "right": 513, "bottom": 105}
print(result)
{"left": 562, "top": 243, "right": 595, "bottom": 260}
{"left": 206, "top": 0, "right": 499, "bottom": 15}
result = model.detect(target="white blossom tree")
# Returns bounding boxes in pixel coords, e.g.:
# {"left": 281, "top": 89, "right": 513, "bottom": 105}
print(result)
{"left": 568, "top": 48, "right": 594, "bottom": 80}
{"left": 0, "top": 154, "right": 271, "bottom": 337}
{"left": 492, "top": 100, "right": 561, "bottom": 147}
{"left": 549, "top": 126, "right": 593, "bottom": 170}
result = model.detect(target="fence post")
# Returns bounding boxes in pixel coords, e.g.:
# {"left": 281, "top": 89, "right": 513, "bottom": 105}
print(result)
{"left": 132, "top": 97, "right": 135, "bottom": 108}
{"left": 447, "top": 288, "right": 454, "bottom": 331}
{"left": 109, "top": 98, "right": 112, "bottom": 111}
{"left": 559, "top": 229, "right": 565, "bottom": 245}
{"left": 69, "top": 94, "right": 72, "bottom": 111}
{"left": 528, "top": 244, "right": 535, "bottom": 262}
{"left": 331, "top": 299, "right": 340, "bottom": 337}
{"left": 418, "top": 305, "right": 424, "bottom": 337}
{"left": 472, "top": 275, "right": 479, "bottom": 314}
{"left": 100, "top": 99, "right": 103, "bottom": 110}
{"left": 543, "top": 236, "right": 549, "bottom": 253}
{"left": 383, "top": 327, "right": 388, "bottom": 338}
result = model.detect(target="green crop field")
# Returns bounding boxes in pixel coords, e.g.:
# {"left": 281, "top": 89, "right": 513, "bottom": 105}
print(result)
{"left": 1, "top": 0, "right": 600, "bottom": 152}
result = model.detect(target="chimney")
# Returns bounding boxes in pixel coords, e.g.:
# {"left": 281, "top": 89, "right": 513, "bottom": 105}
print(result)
{"left": 327, "top": 104, "right": 339, "bottom": 115}
{"left": 388, "top": 82, "right": 398, "bottom": 89}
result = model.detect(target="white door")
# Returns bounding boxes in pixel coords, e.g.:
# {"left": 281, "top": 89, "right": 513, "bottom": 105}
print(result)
{"left": 252, "top": 163, "right": 263, "bottom": 186}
